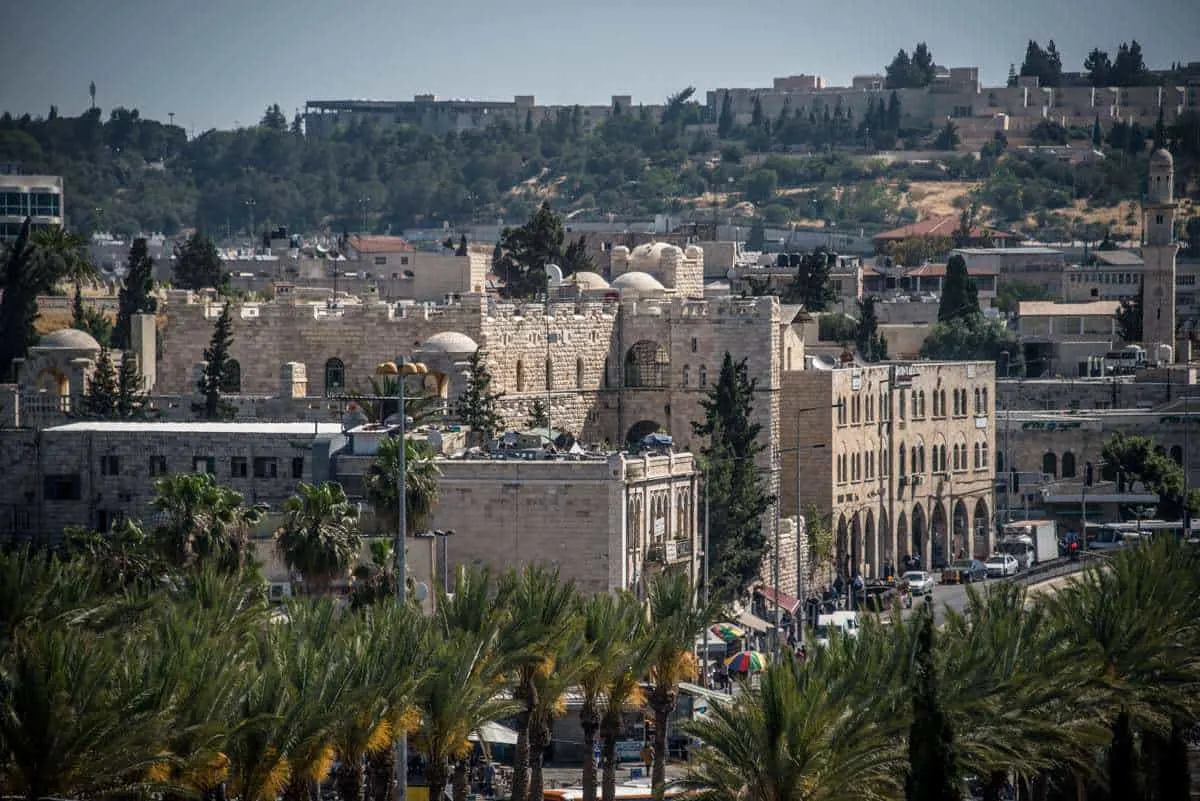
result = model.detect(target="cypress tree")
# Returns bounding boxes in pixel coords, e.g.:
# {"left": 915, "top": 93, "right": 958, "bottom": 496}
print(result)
{"left": 0, "top": 219, "right": 44, "bottom": 381}
{"left": 81, "top": 348, "right": 119, "bottom": 418}
{"left": 173, "top": 231, "right": 225, "bottom": 291}
{"left": 906, "top": 607, "right": 960, "bottom": 801}
{"left": 196, "top": 302, "right": 236, "bottom": 420}
{"left": 72, "top": 281, "right": 86, "bottom": 328}
{"left": 454, "top": 347, "right": 505, "bottom": 443}
{"left": 718, "top": 93, "right": 735, "bottom": 138}
{"left": 692, "top": 352, "right": 774, "bottom": 600}
{"left": 526, "top": 398, "right": 548, "bottom": 430}
{"left": 456, "top": 234, "right": 468, "bottom": 256}
{"left": 1092, "top": 116, "right": 1103, "bottom": 148}
{"left": 114, "top": 237, "right": 157, "bottom": 349}
{"left": 937, "top": 254, "right": 979, "bottom": 323}
{"left": 855, "top": 296, "right": 888, "bottom": 362}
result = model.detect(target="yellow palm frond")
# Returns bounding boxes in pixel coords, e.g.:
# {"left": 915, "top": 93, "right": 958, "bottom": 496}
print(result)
{"left": 366, "top": 719, "right": 394, "bottom": 755}
{"left": 301, "top": 743, "right": 337, "bottom": 782}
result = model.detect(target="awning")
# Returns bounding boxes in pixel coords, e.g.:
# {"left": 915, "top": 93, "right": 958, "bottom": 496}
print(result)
{"left": 736, "top": 610, "right": 772, "bottom": 633}
{"left": 469, "top": 721, "right": 519, "bottom": 745}
{"left": 755, "top": 586, "right": 801, "bottom": 615}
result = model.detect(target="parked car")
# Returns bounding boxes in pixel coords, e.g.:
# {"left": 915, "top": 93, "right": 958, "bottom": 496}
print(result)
{"left": 903, "top": 570, "right": 935, "bottom": 595}
{"left": 985, "top": 553, "right": 1020, "bottom": 578}
{"left": 941, "top": 559, "right": 988, "bottom": 584}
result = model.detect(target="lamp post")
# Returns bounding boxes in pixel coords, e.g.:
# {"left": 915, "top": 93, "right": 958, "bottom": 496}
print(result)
{"left": 375, "top": 356, "right": 429, "bottom": 801}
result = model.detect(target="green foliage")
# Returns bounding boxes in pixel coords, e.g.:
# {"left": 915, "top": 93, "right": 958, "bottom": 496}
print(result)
{"left": 114, "top": 237, "right": 157, "bottom": 350}
{"left": 454, "top": 348, "right": 506, "bottom": 441}
{"left": 363, "top": 436, "right": 441, "bottom": 537}
{"left": 745, "top": 218, "right": 766, "bottom": 251}
{"left": 494, "top": 202, "right": 591, "bottom": 298}
{"left": 692, "top": 353, "right": 773, "bottom": 601}
{"left": 906, "top": 608, "right": 960, "bottom": 800}
{"left": 783, "top": 250, "right": 836, "bottom": 311}
{"left": 744, "top": 169, "right": 778, "bottom": 205}
{"left": 920, "top": 314, "right": 1018, "bottom": 371}
{"left": 886, "top": 43, "right": 937, "bottom": 89}
{"left": 0, "top": 220, "right": 51, "bottom": 381}
{"left": 195, "top": 301, "right": 237, "bottom": 420}
{"left": 996, "top": 279, "right": 1051, "bottom": 315}
{"left": 855, "top": 296, "right": 888, "bottom": 361}
{"left": 938, "top": 255, "right": 979, "bottom": 323}
{"left": 932, "top": 120, "right": 960, "bottom": 151}
{"left": 71, "top": 283, "right": 113, "bottom": 346}
{"left": 80, "top": 347, "right": 120, "bottom": 418}
{"left": 1100, "top": 432, "right": 1187, "bottom": 518}
{"left": 526, "top": 398, "right": 549, "bottom": 430}
{"left": 149, "top": 472, "right": 264, "bottom": 572}
{"left": 1116, "top": 284, "right": 1144, "bottom": 342}
{"left": 819, "top": 312, "right": 859, "bottom": 344}
{"left": 1019, "top": 39, "right": 1064, "bottom": 88}
{"left": 173, "top": 231, "right": 226, "bottom": 291}
{"left": 276, "top": 481, "right": 362, "bottom": 593}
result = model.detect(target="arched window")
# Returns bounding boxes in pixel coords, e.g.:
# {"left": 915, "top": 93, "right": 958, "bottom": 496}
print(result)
{"left": 911, "top": 393, "right": 919, "bottom": 419}
{"left": 576, "top": 358, "right": 585, "bottom": 389}
{"left": 545, "top": 358, "right": 554, "bottom": 390}
{"left": 516, "top": 360, "right": 525, "bottom": 392}
{"left": 899, "top": 443, "right": 907, "bottom": 476}
{"left": 221, "top": 359, "right": 242, "bottom": 393}
{"left": 699, "top": 366, "right": 708, "bottom": 387}
{"left": 919, "top": 391, "right": 927, "bottom": 417}
{"left": 1042, "top": 452, "right": 1057, "bottom": 478}
{"left": 918, "top": 445, "right": 926, "bottom": 473}
{"left": 323, "top": 358, "right": 345, "bottom": 396}
{"left": 973, "top": 442, "right": 981, "bottom": 469}
{"left": 682, "top": 364, "right": 691, "bottom": 387}
{"left": 1061, "top": 451, "right": 1077, "bottom": 478}
{"left": 981, "top": 442, "right": 989, "bottom": 468}
{"left": 603, "top": 357, "right": 612, "bottom": 389}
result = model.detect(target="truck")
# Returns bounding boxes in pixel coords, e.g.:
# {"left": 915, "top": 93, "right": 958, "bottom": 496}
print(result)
{"left": 998, "top": 520, "right": 1059, "bottom": 570}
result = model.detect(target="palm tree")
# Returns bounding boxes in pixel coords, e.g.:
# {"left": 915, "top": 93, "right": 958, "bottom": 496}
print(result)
{"left": 30, "top": 225, "right": 97, "bottom": 288}
{"left": 364, "top": 436, "right": 441, "bottom": 536}
{"left": 497, "top": 565, "right": 580, "bottom": 801}
{"left": 578, "top": 592, "right": 647, "bottom": 801}
{"left": 645, "top": 571, "right": 714, "bottom": 801}
{"left": 277, "top": 481, "right": 362, "bottom": 594}
{"left": 600, "top": 660, "right": 648, "bottom": 801}
{"left": 681, "top": 643, "right": 906, "bottom": 801}
{"left": 529, "top": 638, "right": 590, "bottom": 801}
{"left": 150, "top": 472, "right": 264, "bottom": 573}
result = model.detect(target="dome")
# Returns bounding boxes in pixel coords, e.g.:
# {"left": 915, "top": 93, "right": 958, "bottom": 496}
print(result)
{"left": 1150, "top": 148, "right": 1173, "bottom": 167}
{"left": 567, "top": 271, "right": 609, "bottom": 290}
{"left": 629, "top": 242, "right": 681, "bottom": 271}
{"left": 417, "top": 331, "right": 479, "bottom": 356}
{"left": 36, "top": 328, "right": 102, "bottom": 351}
{"left": 611, "top": 271, "right": 666, "bottom": 293}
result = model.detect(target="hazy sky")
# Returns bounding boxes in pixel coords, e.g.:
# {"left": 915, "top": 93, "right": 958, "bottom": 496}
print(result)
{"left": 2, "top": 0, "right": 1197, "bottom": 133}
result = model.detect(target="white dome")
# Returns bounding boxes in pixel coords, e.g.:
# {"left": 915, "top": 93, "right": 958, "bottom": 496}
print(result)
{"left": 417, "top": 331, "right": 479, "bottom": 356}
{"left": 1150, "top": 148, "right": 1173, "bottom": 167}
{"left": 36, "top": 328, "right": 102, "bottom": 351}
{"left": 611, "top": 272, "right": 666, "bottom": 293}
{"left": 629, "top": 242, "right": 681, "bottom": 271}
{"left": 567, "top": 271, "right": 610, "bottom": 290}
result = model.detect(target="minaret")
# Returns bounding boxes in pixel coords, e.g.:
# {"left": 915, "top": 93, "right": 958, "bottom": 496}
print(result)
{"left": 1141, "top": 148, "right": 1178, "bottom": 362}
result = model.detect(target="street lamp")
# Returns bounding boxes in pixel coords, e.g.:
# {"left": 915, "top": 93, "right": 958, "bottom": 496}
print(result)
{"left": 375, "top": 356, "right": 428, "bottom": 801}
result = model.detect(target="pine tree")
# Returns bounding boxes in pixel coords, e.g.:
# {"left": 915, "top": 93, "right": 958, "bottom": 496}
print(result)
{"left": 526, "top": 398, "right": 549, "bottom": 430}
{"left": 717, "top": 93, "right": 735, "bottom": 138}
{"left": 196, "top": 302, "right": 236, "bottom": 420}
{"left": 72, "top": 281, "right": 86, "bottom": 328}
{"left": 906, "top": 607, "right": 960, "bottom": 801}
{"left": 456, "top": 233, "right": 468, "bottom": 256}
{"left": 114, "top": 237, "right": 156, "bottom": 350}
{"left": 454, "top": 347, "right": 505, "bottom": 443}
{"left": 784, "top": 250, "right": 836, "bottom": 311}
{"left": 494, "top": 202, "right": 568, "bottom": 299}
{"left": 81, "top": 348, "right": 119, "bottom": 418}
{"left": 855, "top": 296, "right": 888, "bottom": 362}
{"left": 938, "top": 255, "right": 979, "bottom": 323}
{"left": 1092, "top": 116, "right": 1103, "bottom": 148}
{"left": 691, "top": 353, "right": 773, "bottom": 601}
{"left": 116, "top": 351, "right": 147, "bottom": 419}
{"left": 173, "top": 231, "right": 225, "bottom": 291}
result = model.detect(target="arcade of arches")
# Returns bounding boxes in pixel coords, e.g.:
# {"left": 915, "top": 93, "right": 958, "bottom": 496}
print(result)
{"left": 832, "top": 497, "right": 991, "bottom": 579}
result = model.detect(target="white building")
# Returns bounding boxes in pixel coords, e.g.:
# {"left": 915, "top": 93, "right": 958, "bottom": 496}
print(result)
{"left": 0, "top": 174, "right": 63, "bottom": 241}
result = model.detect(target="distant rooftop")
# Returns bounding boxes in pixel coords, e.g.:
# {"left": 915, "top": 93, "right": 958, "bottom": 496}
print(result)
{"left": 47, "top": 422, "right": 345, "bottom": 435}
{"left": 955, "top": 246, "right": 1063, "bottom": 256}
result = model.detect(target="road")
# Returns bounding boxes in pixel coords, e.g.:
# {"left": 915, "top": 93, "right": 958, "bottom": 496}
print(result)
{"left": 899, "top": 560, "right": 1085, "bottom": 625}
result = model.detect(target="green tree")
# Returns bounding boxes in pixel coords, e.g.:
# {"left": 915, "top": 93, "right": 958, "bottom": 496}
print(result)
{"left": 937, "top": 254, "right": 979, "bottom": 323}
{"left": 996, "top": 279, "right": 1050, "bottom": 315}
{"left": 455, "top": 233, "right": 468, "bottom": 256}
{"left": 149, "top": 472, "right": 264, "bottom": 572}
{"left": 174, "top": 231, "right": 226, "bottom": 291}
{"left": 196, "top": 301, "right": 237, "bottom": 420}
{"left": 0, "top": 220, "right": 49, "bottom": 381}
{"left": 717, "top": 93, "right": 735, "bottom": 138}
{"left": 906, "top": 606, "right": 960, "bottom": 801}
{"left": 692, "top": 353, "right": 773, "bottom": 600}
{"left": 526, "top": 398, "right": 549, "bottom": 430}
{"left": 80, "top": 347, "right": 119, "bottom": 418}
{"left": 744, "top": 169, "right": 778, "bottom": 205}
{"left": 71, "top": 288, "right": 113, "bottom": 346}
{"left": 1092, "top": 116, "right": 1104, "bottom": 148}
{"left": 783, "top": 250, "right": 836, "bottom": 311}
{"left": 276, "top": 481, "right": 363, "bottom": 594}
{"left": 1186, "top": 217, "right": 1200, "bottom": 258}
{"left": 920, "top": 316, "right": 1017, "bottom": 371}
{"left": 30, "top": 226, "right": 97, "bottom": 290}
{"left": 745, "top": 218, "right": 766, "bottom": 251}
{"left": 114, "top": 237, "right": 157, "bottom": 350}
{"left": 454, "top": 347, "right": 506, "bottom": 443}
{"left": 1099, "top": 432, "right": 1189, "bottom": 517}
{"left": 495, "top": 202, "right": 567, "bottom": 299}
{"left": 1084, "top": 48, "right": 1112, "bottom": 87}
{"left": 1116, "top": 284, "right": 1144, "bottom": 342}
{"left": 363, "top": 436, "right": 442, "bottom": 537}
{"left": 855, "top": 296, "right": 888, "bottom": 362}
{"left": 933, "top": 120, "right": 960, "bottom": 151}
{"left": 260, "top": 103, "right": 287, "bottom": 131}
{"left": 116, "top": 350, "right": 147, "bottom": 419}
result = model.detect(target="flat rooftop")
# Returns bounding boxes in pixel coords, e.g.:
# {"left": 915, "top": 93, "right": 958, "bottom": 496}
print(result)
{"left": 46, "top": 422, "right": 345, "bottom": 435}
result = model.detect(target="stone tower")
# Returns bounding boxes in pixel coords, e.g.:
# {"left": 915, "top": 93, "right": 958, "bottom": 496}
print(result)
{"left": 1142, "top": 148, "right": 1179, "bottom": 361}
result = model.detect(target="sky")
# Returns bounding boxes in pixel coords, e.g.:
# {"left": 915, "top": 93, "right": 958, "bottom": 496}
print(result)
{"left": 2, "top": 0, "right": 1197, "bottom": 134}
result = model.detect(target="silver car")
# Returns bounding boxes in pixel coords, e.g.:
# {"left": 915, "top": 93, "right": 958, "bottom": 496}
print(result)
{"left": 903, "top": 570, "right": 935, "bottom": 595}
{"left": 985, "top": 553, "right": 1020, "bottom": 578}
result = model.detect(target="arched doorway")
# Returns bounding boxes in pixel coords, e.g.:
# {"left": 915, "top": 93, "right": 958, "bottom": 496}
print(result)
{"left": 626, "top": 420, "right": 665, "bottom": 445}
{"left": 930, "top": 501, "right": 948, "bottom": 569}
{"left": 324, "top": 358, "right": 345, "bottom": 396}
{"left": 911, "top": 504, "right": 927, "bottom": 568}
{"left": 864, "top": 510, "right": 877, "bottom": 579}
{"left": 835, "top": 514, "right": 849, "bottom": 579}
{"left": 952, "top": 499, "right": 970, "bottom": 560}
{"left": 896, "top": 511, "right": 909, "bottom": 567}
{"left": 878, "top": 509, "right": 893, "bottom": 576}
{"left": 972, "top": 499, "right": 991, "bottom": 559}
{"left": 850, "top": 513, "right": 863, "bottom": 579}
{"left": 624, "top": 340, "right": 669, "bottom": 388}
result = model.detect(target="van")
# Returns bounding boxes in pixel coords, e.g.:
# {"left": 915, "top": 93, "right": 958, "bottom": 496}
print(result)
{"left": 814, "top": 612, "right": 860, "bottom": 648}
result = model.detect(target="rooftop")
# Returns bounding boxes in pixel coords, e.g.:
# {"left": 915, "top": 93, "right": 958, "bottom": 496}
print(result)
{"left": 1091, "top": 250, "right": 1145, "bottom": 267}
{"left": 1017, "top": 300, "right": 1120, "bottom": 317}
{"left": 905, "top": 262, "right": 999, "bottom": 278}
{"left": 347, "top": 235, "right": 414, "bottom": 254}
{"left": 46, "top": 422, "right": 345, "bottom": 435}
{"left": 955, "top": 246, "right": 1063, "bottom": 256}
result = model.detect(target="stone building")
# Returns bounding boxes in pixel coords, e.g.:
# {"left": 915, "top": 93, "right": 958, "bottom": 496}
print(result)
{"left": 783, "top": 360, "right": 996, "bottom": 578}
{"left": 1142, "top": 149, "right": 1179, "bottom": 361}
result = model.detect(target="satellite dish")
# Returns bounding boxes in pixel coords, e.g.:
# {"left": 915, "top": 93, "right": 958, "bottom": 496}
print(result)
{"left": 726, "top": 267, "right": 738, "bottom": 282}
{"left": 545, "top": 263, "right": 564, "bottom": 287}
{"left": 414, "top": 582, "right": 429, "bottom": 602}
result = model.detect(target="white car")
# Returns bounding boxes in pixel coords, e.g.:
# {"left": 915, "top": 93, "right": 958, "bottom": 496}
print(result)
{"left": 903, "top": 570, "right": 935, "bottom": 595}
{"left": 985, "top": 553, "right": 1020, "bottom": 578}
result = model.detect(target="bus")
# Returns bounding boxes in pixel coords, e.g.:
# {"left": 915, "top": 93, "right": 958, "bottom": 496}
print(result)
{"left": 1084, "top": 520, "right": 1195, "bottom": 551}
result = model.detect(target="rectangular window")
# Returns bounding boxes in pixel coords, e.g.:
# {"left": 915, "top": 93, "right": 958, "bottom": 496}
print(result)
{"left": 148, "top": 455, "right": 168, "bottom": 476}
{"left": 374, "top": 255, "right": 387, "bottom": 266}
{"left": 193, "top": 456, "right": 216, "bottom": 474}
{"left": 100, "top": 454, "right": 120, "bottom": 476}
{"left": 44, "top": 474, "right": 82, "bottom": 501}
{"left": 400, "top": 256, "right": 410, "bottom": 265}
{"left": 292, "top": 457, "right": 304, "bottom": 479}
{"left": 231, "top": 457, "right": 248, "bottom": 478}
{"left": 254, "top": 457, "right": 279, "bottom": 478}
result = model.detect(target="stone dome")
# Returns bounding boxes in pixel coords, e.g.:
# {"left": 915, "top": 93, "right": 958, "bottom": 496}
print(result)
{"left": 36, "top": 328, "right": 102, "bottom": 351}
{"left": 567, "top": 271, "right": 610, "bottom": 290}
{"left": 629, "top": 242, "right": 681, "bottom": 271}
{"left": 417, "top": 331, "right": 479, "bottom": 356}
{"left": 611, "top": 271, "right": 666, "bottom": 293}
{"left": 1150, "top": 148, "right": 1173, "bottom": 167}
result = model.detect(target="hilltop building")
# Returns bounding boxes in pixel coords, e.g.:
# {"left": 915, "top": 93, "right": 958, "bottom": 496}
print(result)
{"left": 0, "top": 173, "right": 63, "bottom": 241}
